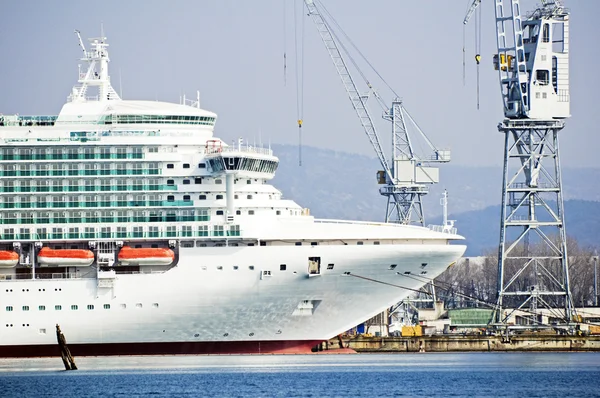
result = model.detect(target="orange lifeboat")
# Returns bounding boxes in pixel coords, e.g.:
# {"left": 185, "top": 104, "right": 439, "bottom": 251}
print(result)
{"left": 38, "top": 247, "right": 94, "bottom": 267}
{"left": 118, "top": 246, "right": 175, "bottom": 266}
{"left": 0, "top": 251, "right": 18, "bottom": 268}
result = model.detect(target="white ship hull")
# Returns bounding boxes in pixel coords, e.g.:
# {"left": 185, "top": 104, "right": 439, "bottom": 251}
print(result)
{"left": 0, "top": 237, "right": 465, "bottom": 356}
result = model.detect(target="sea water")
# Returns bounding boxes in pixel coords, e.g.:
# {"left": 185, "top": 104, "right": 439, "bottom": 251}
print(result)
{"left": 0, "top": 352, "right": 598, "bottom": 397}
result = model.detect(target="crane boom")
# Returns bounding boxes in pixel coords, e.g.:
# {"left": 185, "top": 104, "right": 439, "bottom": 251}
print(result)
{"left": 463, "top": 0, "right": 481, "bottom": 24}
{"left": 303, "top": 0, "right": 392, "bottom": 180}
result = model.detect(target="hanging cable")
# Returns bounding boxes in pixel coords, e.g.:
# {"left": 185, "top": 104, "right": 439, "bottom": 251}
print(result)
{"left": 475, "top": 5, "right": 482, "bottom": 110}
{"left": 283, "top": 0, "right": 287, "bottom": 86}
{"left": 294, "top": 0, "right": 305, "bottom": 166}
{"left": 463, "top": 24, "right": 466, "bottom": 86}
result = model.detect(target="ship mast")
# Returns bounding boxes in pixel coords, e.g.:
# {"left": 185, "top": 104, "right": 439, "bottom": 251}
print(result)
{"left": 69, "top": 30, "right": 121, "bottom": 103}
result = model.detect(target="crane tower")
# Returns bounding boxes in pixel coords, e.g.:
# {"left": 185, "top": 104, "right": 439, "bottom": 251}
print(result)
{"left": 465, "top": 0, "right": 574, "bottom": 326}
{"left": 304, "top": 0, "right": 451, "bottom": 226}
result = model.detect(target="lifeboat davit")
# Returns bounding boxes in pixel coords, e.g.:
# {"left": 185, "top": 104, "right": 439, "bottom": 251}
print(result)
{"left": 37, "top": 248, "right": 94, "bottom": 267}
{"left": 118, "top": 246, "right": 175, "bottom": 266}
{"left": 0, "top": 251, "right": 18, "bottom": 268}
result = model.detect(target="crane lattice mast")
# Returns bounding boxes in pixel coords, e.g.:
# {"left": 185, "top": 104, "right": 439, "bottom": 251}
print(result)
{"left": 465, "top": 0, "right": 574, "bottom": 327}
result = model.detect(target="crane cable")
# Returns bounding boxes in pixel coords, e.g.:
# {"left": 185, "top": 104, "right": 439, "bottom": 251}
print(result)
{"left": 294, "top": 0, "right": 305, "bottom": 166}
{"left": 283, "top": 0, "right": 287, "bottom": 87}
{"left": 475, "top": 5, "right": 482, "bottom": 110}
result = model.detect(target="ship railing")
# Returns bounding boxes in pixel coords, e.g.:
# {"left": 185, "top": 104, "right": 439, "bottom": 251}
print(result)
{"left": 205, "top": 146, "right": 273, "bottom": 156}
{"left": 427, "top": 224, "right": 458, "bottom": 235}
{"left": 314, "top": 219, "right": 408, "bottom": 228}
{"left": 1, "top": 272, "right": 88, "bottom": 281}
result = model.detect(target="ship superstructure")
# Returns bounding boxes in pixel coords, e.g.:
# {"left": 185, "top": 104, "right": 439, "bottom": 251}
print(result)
{"left": 0, "top": 33, "right": 466, "bottom": 356}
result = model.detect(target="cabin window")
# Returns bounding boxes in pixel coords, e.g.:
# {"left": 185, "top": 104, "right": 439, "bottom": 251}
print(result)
{"left": 542, "top": 23, "right": 550, "bottom": 43}
{"left": 6, "top": 306, "right": 13, "bottom": 312}
{"left": 183, "top": 163, "right": 190, "bottom": 169}
{"left": 249, "top": 266, "right": 255, "bottom": 270}
{"left": 276, "top": 210, "right": 281, "bottom": 215}
{"left": 247, "top": 195, "right": 253, "bottom": 199}
{"left": 374, "top": 241, "right": 380, "bottom": 245}
{"left": 280, "top": 264, "right": 286, "bottom": 271}
{"left": 167, "top": 164, "right": 174, "bottom": 169}
{"left": 167, "top": 179, "right": 175, "bottom": 186}
{"left": 87, "top": 305, "right": 94, "bottom": 310}
{"left": 198, "top": 163, "right": 206, "bottom": 168}
{"left": 183, "top": 179, "right": 190, "bottom": 185}
{"left": 38, "top": 305, "right": 45, "bottom": 311}
{"left": 295, "top": 242, "right": 302, "bottom": 246}
{"left": 311, "top": 242, "right": 318, "bottom": 246}
{"left": 357, "top": 241, "right": 363, "bottom": 245}
{"left": 104, "top": 304, "right": 110, "bottom": 310}
{"left": 327, "top": 263, "right": 334, "bottom": 270}
{"left": 389, "top": 264, "right": 397, "bottom": 270}
{"left": 195, "top": 177, "right": 202, "bottom": 184}
{"left": 247, "top": 180, "right": 251, "bottom": 184}
{"left": 183, "top": 195, "right": 191, "bottom": 201}
{"left": 236, "top": 210, "right": 241, "bottom": 215}
{"left": 233, "top": 265, "right": 239, "bottom": 270}
{"left": 215, "top": 179, "right": 223, "bottom": 184}
{"left": 22, "top": 306, "right": 30, "bottom": 311}
{"left": 248, "top": 210, "right": 255, "bottom": 215}
{"left": 217, "top": 266, "right": 223, "bottom": 270}
{"left": 136, "top": 303, "right": 142, "bottom": 308}
{"left": 55, "top": 305, "right": 62, "bottom": 310}
{"left": 153, "top": 303, "right": 159, "bottom": 308}
{"left": 199, "top": 195, "right": 206, "bottom": 200}
{"left": 216, "top": 210, "right": 224, "bottom": 215}
{"left": 120, "top": 304, "right": 126, "bottom": 309}
{"left": 71, "top": 305, "right": 78, "bottom": 310}
{"left": 167, "top": 195, "right": 174, "bottom": 202}
{"left": 536, "top": 70, "right": 549, "bottom": 85}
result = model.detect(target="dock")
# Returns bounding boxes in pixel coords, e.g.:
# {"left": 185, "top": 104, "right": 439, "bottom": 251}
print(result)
{"left": 327, "top": 334, "right": 600, "bottom": 353}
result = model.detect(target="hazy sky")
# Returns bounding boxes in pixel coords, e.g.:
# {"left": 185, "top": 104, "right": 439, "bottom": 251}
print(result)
{"left": 0, "top": 0, "right": 598, "bottom": 167}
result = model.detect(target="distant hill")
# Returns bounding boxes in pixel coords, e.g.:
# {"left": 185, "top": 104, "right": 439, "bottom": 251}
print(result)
{"left": 270, "top": 144, "right": 600, "bottom": 255}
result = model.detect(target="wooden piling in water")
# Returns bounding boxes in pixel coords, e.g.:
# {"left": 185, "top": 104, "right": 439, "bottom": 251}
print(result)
{"left": 56, "top": 324, "right": 77, "bottom": 370}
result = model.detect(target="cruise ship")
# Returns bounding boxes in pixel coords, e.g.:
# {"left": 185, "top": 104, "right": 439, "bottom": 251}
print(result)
{"left": 0, "top": 33, "right": 466, "bottom": 357}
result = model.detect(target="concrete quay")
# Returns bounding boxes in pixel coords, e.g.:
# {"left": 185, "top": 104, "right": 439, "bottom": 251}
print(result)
{"left": 327, "top": 334, "right": 600, "bottom": 353}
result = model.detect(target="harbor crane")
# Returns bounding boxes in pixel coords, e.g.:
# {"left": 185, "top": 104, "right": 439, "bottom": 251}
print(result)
{"left": 464, "top": 0, "right": 574, "bottom": 326}
{"left": 303, "top": 0, "right": 451, "bottom": 227}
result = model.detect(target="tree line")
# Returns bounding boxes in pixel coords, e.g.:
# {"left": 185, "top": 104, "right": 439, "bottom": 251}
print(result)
{"left": 434, "top": 238, "right": 599, "bottom": 310}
